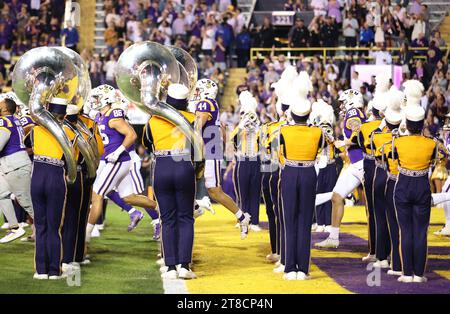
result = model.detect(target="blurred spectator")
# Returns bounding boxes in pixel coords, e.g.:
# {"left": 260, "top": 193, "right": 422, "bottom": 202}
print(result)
{"left": 370, "top": 44, "right": 392, "bottom": 65}
{"left": 258, "top": 17, "right": 275, "bottom": 48}
{"left": 235, "top": 26, "right": 251, "bottom": 68}
{"left": 311, "top": 0, "right": 327, "bottom": 17}
{"left": 351, "top": 71, "right": 363, "bottom": 90}
{"left": 343, "top": 11, "right": 359, "bottom": 47}
{"left": 288, "top": 18, "right": 309, "bottom": 48}
{"left": 61, "top": 21, "right": 79, "bottom": 52}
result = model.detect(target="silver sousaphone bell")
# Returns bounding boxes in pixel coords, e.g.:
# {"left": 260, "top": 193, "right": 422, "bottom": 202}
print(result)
{"left": 115, "top": 41, "right": 204, "bottom": 162}
{"left": 55, "top": 47, "right": 98, "bottom": 179}
{"left": 12, "top": 47, "right": 80, "bottom": 184}
{"left": 168, "top": 46, "right": 198, "bottom": 92}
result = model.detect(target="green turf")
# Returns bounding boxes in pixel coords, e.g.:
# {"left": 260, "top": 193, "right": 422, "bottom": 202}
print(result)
{"left": 0, "top": 205, "right": 164, "bottom": 294}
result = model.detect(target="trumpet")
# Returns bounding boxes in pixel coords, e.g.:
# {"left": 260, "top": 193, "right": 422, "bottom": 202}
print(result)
{"left": 319, "top": 123, "right": 335, "bottom": 142}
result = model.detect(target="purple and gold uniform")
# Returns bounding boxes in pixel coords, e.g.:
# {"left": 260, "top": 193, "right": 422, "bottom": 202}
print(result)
{"left": 393, "top": 135, "right": 437, "bottom": 277}
{"left": 92, "top": 108, "right": 131, "bottom": 198}
{"left": 31, "top": 124, "right": 79, "bottom": 276}
{"left": 195, "top": 97, "right": 223, "bottom": 189}
{"left": 279, "top": 124, "right": 323, "bottom": 274}
{"left": 343, "top": 108, "right": 366, "bottom": 164}
{"left": 359, "top": 119, "right": 382, "bottom": 257}
{"left": 143, "top": 110, "right": 196, "bottom": 268}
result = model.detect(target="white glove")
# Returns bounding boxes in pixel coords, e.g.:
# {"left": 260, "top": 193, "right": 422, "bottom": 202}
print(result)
{"left": 106, "top": 145, "right": 126, "bottom": 163}
{"left": 378, "top": 118, "right": 386, "bottom": 131}
{"left": 317, "top": 154, "right": 328, "bottom": 169}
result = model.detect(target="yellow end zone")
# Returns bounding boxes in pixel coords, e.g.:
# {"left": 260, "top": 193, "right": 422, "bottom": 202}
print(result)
{"left": 185, "top": 204, "right": 449, "bottom": 294}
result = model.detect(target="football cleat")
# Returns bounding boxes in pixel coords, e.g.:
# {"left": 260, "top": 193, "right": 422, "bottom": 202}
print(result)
{"left": 128, "top": 210, "right": 144, "bottom": 232}
{"left": 413, "top": 275, "right": 427, "bottom": 283}
{"left": 373, "top": 260, "right": 390, "bottom": 268}
{"left": 0, "top": 227, "right": 26, "bottom": 243}
{"left": 152, "top": 221, "right": 161, "bottom": 241}
{"left": 239, "top": 213, "right": 251, "bottom": 239}
{"left": 297, "top": 272, "right": 309, "bottom": 280}
{"left": 160, "top": 266, "right": 168, "bottom": 273}
{"left": 315, "top": 237, "right": 339, "bottom": 248}
{"left": 161, "top": 270, "right": 178, "bottom": 280}
{"left": 283, "top": 272, "right": 297, "bottom": 280}
{"left": 362, "top": 254, "right": 377, "bottom": 263}
{"left": 397, "top": 275, "right": 413, "bottom": 283}
{"left": 178, "top": 268, "right": 197, "bottom": 279}
{"left": 433, "top": 226, "right": 450, "bottom": 236}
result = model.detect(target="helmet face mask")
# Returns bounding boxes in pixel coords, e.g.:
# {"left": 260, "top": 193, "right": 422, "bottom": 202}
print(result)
{"left": 339, "top": 89, "right": 364, "bottom": 115}
{"left": 89, "top": 84, "right": 116, "bottom": 111}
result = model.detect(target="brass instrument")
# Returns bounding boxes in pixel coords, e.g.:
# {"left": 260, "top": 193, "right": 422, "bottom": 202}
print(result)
{"left": 168, "top": 46, "right": 198, "bottom": 92}
{"left": 115, "top": 41, "right": 204, "bottom": 164}
{"left": 12, "top": 47, "right": 79, "bottom": 183}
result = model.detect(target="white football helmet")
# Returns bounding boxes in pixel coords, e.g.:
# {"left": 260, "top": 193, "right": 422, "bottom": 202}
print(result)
{"left": 190, "top": 79, "right": 219, "bottom": 103}
{"left": 339, "top": 89, "right": 364, "bottom": 113}
{"left": 89, "top": 84, "right": 116, "bottom": 111}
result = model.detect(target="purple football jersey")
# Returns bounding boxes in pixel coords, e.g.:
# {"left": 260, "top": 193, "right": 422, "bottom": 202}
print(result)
{"left": 19, "top": 115, "right": 36, "bottom": 128}
{"left": 0, "top": 115, "right": 26, "bottom": 158}
{"left": 343, "top": 107, "right": 366, "bottom": 164}
{"left": 195, "top": 97, "right": 223, "bottom": 159}
{"left": 95, "top": 108, "right": 131, "bottom": 162}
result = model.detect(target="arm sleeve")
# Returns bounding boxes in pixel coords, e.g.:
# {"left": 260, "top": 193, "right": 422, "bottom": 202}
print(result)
{"left": 0, "top": 129, "right": 10, "bottom": 152}
{"left": 142, "top": 123, "right": 154, "bottom": 153}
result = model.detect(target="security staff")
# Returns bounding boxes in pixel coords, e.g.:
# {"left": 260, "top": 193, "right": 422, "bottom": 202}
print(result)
{"left": 358, "top": 100, "right": 386, "bottom": 262}
{"left": 231, "top": 91, "right": 261, "bottom": 231}
{"left": 31, "top": 97, "right": 79, "bottom": 280}
{"left": 143, "top": 84, "right": 197, "bottom": 280}
{"left": 279, "top": 99, "right": 324, "bottom": 280}
{"left": 393, "top": 105, "right": 437, "bottom": 283}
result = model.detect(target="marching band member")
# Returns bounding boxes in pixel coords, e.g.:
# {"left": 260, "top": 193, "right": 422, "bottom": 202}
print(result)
{"left": 0, "top": 95, "right": 33, "bottom": 243}
{"left": 192, "top": 79, "right": 250, "bottom": 239}
{"left": 86, "top": 85, "right": 156, "bottom": 244}
{"left": 358, "top": 74, "right": 389, "bottom": 262}
{"left": 375, "top": 88, "right": 405, "bottom": 276}
{"left": 231, "top": 91, "right": 261, "bottom": 232}
{"left": 143, "top": 84, "right": 197, "bottom": 280}
{"left": 279, "top": 72, "right": 324, "bottom": 280}
{"left": 392, "top": 102, "right": 437, "bottom": 283}
{"left": 315, "top": 89, "right": 366, "bottom": 249}
{"left": 31, "top": 97, "right": 78, "bottom": 279}
{"left": 434, "top": 114, "right": 450, "bottom": 236}
{"left": 61, "top": 105, "right": 84, "bottom": 273}
{"left": 312, "top": 100, "right": 337, "bottom": 233}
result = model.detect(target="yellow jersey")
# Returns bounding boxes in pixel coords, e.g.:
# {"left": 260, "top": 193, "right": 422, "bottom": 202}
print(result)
{"left": 360, "top": 119, "right": 381, "bottom": 155}
{"left": 280, "top": 124, "right": 323, "bottom": 161}
{"left": 394, "top": 135, "right": 437, "bottom": 171}
{"left": 32, "top": 125, "right": 79, "bottom": 160}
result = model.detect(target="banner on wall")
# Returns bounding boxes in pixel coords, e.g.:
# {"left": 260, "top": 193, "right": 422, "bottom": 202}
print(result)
{"left": 351, "top": 65, "right": 403, "bottom": 88}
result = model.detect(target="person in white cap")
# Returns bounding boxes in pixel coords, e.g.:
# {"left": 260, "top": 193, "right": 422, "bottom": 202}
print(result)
{"left": 315, "top": 89, "right": 366, "bottom": 249}
{"left": 371, "top": 88, "right": 405, "bottom": 276}
{"left": 0, "top": 95, "right": 33, "bottom": 243}
{"left": 30, "top": 97, "right": 77, "bottom": 279}
{"left": 392, "top": 101, "right": 437, "bottom": 283}
{"left": 278, "top": 85, "right": 324, "bottom": 280}
{"left": 142, "top": 83, "right": 197, "bottom": 280}
{"left": 231, "top": 91, "right": 261, "bottom": 234}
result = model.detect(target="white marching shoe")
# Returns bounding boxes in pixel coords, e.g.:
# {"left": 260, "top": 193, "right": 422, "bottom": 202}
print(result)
{"left": 156, "top": 258, "right": 165, "bottom": 266}
{"left": 48, "top": 275, "right": 63, "bottom": 280}
{"left": 297, "top": 272, "right": 309, "bottom": 280}
{"left": 33, "top": 273, "right": 48, "bottom": 280}
{"left": 362, "top": 254, "right": 377, "bottom": 263}
{"left": 273, "top": 264, "right": 285, "bottom": 273}
{"left": 249, "top": 224, "right": 262, "bottom": 232}
{"left": 266, "top": 253, "right": 280, "bottom": 263}
{"left": 311, "top": 223, "right": 318, "bottom": 232}
{"left": 413, "top": 275, "right": 427, "bottom": 283}
{"left": 397, "top": 275, "right": 413, "bottom": 283}
{"left": 0, "top": 222, "right": 10, "bottom": 230}
{"left": 160, "top": 266, "right": 168, "bottom": 273}
{"left": 96, "top": 223, "right": 104, "bottom": 231}
{"left": 178, "top": 268, "right": 197, "bottom": 279}
{"left": 315, "top": 225, "right": 326, "bottom": 233}
{"left": 283, "top": 271, "right": 297, "bottom": 280}
{"left": 433, "top": 226, "right": 450, "bottom": 236}
{"left": 387, "top": 270, "right": 402, "bottom": 276}
{"left": 315, "top": 237, "right": 339, "bottom": 248}
{"left": 373, "top": 260, "right": 390, "bottom": 268}
{"left": 0, "top": 227, "right": 26, "bottom": 243}
{"left": 161, "top": 270, "right": 178, "bottom": 280}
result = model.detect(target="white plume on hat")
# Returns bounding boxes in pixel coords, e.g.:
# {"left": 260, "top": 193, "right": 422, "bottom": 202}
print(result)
{"left": 239, "top": 91, "right": 257, "bottom": 114}
{"left": 384, "top": 89, "right": 404, "bottom": 125}
{"left": 272, "top": 65, "right": 298, "bottom": 106}
{"left": 289, "top": 71, "right": 313, "bottom": 118}
{"left": 168, "top": 83, "right": 189, "bottom": 100}
{"left": 295, "top": 71, "right": 313, "bottom": 98}
{"left": 371, "top": 73, "right": 391, "bottom": 113}
{"left": 402, "top": 79, "right": 424, "bottom": 107}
